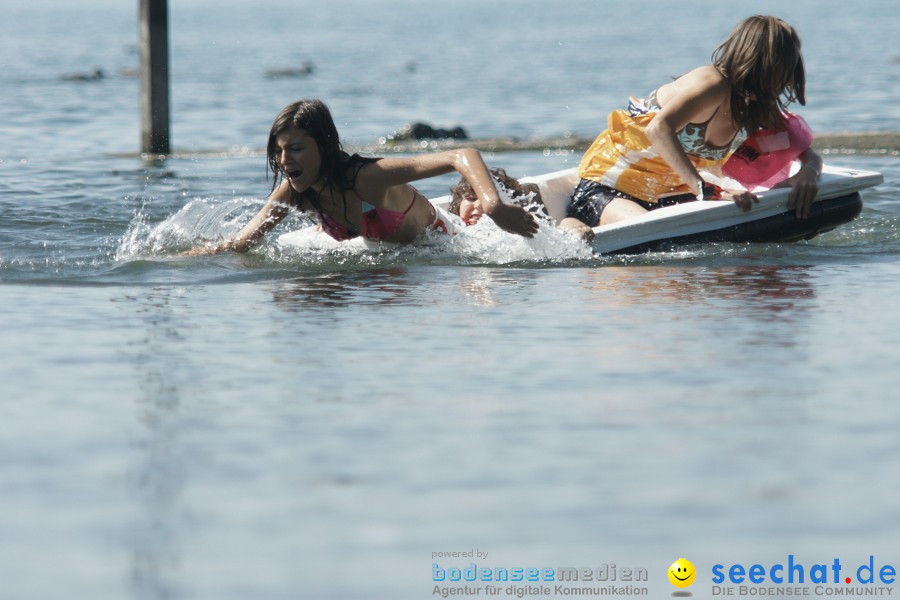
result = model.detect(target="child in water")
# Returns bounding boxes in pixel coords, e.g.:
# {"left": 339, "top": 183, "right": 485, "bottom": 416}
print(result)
{"left": 448, "top": 168, "right": 546, "bottom": 226}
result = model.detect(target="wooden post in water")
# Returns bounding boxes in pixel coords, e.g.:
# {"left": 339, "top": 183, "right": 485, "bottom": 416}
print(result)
{"left": 140, "top": 0, "right": 170, "bottom": 154}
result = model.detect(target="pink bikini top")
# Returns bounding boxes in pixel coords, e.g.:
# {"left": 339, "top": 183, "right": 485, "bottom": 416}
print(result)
{"left": 317, "top": 187, "right": 418, "bottom": 242}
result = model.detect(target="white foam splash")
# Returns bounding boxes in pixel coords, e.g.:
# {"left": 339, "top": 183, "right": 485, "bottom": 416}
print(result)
{"left": 276, "top": 207, "right": 593, "bottom": 265}
{"left": 115, "top": 197, "right": 272, "bottom": 260}
{"left": 123, "top": 193, "right": 594, "bottom": 267}
{"left": 437, "top": 210, "right": 594, "bottom": 264}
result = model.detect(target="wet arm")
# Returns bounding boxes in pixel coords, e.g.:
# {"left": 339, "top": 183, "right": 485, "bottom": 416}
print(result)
{"left": 223, "top": 180, "right": 293, "bottom": 252}
{"left": 786, "top": 148, "right": 822, "bottom": 219}
{"left": 363, "top": 149, "right": 538, "bottom": 237}
{"left": 226, "top": 198, "right": 290, "bottom": 252}
{"left": 798, "top": 148, "right": 822, "bottom": 177}
{"left": 444, "top": 149, "right": 538, "bottom": 236}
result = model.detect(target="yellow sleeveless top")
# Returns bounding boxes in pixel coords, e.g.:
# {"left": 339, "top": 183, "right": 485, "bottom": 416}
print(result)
{"left": 578, "top": 96, "right": 738, "bottom": 203}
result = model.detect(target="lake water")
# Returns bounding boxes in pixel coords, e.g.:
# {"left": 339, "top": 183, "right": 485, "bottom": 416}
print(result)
{"left": 2, "top": 1, "right": 899, "bottom": 599}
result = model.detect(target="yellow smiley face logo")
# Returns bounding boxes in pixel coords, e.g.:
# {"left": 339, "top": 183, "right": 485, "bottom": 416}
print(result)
{"left": 668, "top": 558, "right": 696, "bottom": 588}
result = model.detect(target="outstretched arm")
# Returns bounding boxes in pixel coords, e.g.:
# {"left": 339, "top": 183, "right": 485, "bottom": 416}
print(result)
{"left": 183, "top": 180, "right": 292, "bottom": 255}
{"left": 359, "top": 148, "right": 539, "bottom": 238}
{"left": 227, "top": 195, "right": 291, "bottom": 252}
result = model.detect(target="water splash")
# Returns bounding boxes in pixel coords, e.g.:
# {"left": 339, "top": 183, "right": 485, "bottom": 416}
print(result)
{"left": 276, "top": 208, "right": 594, "bottom": 266}
{"left": 438, "top": 210, "right": 594, "bottom": 264}
{"left": 115, "top": 197, "right": 269, "bottom": 260}
{"left": 116, "top": 190, "right": 886, "bottom": 272}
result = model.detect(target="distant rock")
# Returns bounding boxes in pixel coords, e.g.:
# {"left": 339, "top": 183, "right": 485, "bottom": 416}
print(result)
{"left": 264, "top": 61, "right": 315, "bottom": 79}
{"left": 389, "top": 122, "right": 469, "bottom": 141}
{"left": 60, "top": 68, "right": 105, "bottom": 82}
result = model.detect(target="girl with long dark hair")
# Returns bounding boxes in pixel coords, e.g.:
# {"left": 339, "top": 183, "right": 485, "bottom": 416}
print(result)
{"left": 201, "top": 99, "right": 537, "bottom": 253}
{"left": 563, "top": 16, "right": 822, "bottom": 239}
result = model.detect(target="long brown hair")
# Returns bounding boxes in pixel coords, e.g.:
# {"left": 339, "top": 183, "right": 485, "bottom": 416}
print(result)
{"left": 266, "top": 99, "right": 372, "bottom": 229}
{"left": 713, "top": 15, "right": 806, "bottom": 132}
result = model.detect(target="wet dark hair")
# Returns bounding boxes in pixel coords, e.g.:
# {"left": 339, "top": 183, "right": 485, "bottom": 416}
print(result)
{"left": 448, "top": 167, "right": 542, "bottom": 215}
{"left": 267, "top": 99, "right": 373, "bottom": 229}
{"left": 713, "top": 15, "right": 806, "bottom": 132}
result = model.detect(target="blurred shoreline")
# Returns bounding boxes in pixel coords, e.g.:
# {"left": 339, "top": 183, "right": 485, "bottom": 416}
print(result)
{"left": 112, "top": 131, "right": 900, "bottom": 161}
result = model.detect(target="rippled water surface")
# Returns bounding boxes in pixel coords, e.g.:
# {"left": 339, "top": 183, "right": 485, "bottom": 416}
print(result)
{"left": 1, "top": 1, "right": 899, "bottom": 598}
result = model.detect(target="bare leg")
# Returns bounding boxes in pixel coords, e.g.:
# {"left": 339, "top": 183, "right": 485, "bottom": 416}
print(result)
{"left": 559, "top": 196, "right": 650, "bottom": 242}
{"left": 599, "top": 197, "right": 648, "bottom": 225}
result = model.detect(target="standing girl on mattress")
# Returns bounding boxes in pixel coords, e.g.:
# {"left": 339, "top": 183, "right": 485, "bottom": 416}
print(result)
{"left": 193, "top": 99, "right": 538, "bottom": 253}
{"left": 562, "top": 15, "right": 823, "bottom": 239}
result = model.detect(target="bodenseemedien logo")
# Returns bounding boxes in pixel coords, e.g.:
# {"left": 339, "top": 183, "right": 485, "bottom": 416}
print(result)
{"left": 669, "top": 558, "right": 697, "bottom": 596}
{"left": 431, "top": 561, "right": 650, "bottom": 597}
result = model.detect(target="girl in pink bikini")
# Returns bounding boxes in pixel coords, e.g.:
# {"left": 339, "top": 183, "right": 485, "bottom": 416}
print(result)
{"left": 198, "top": 99, "right": 538, "bottom": 253}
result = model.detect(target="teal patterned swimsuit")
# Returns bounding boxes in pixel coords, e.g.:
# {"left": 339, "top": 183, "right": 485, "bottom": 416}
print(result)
{"left": 636, "top": 89, "right": 744, "bottom": 161}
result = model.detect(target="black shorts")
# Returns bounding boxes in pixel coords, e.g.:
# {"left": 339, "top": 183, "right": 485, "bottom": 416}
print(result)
{"left": 566, "top": 179, "right": 696, "bottom": 227}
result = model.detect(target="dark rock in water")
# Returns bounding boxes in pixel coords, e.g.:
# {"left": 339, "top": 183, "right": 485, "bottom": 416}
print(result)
{"left": 60, "top": 68, "right": 105, "bottom": 82}
{"left": 390, "top": 122, "right": 469, "bottom": 141}
{"left": 264, "top": 61, "right": 315, "bottom": 78}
